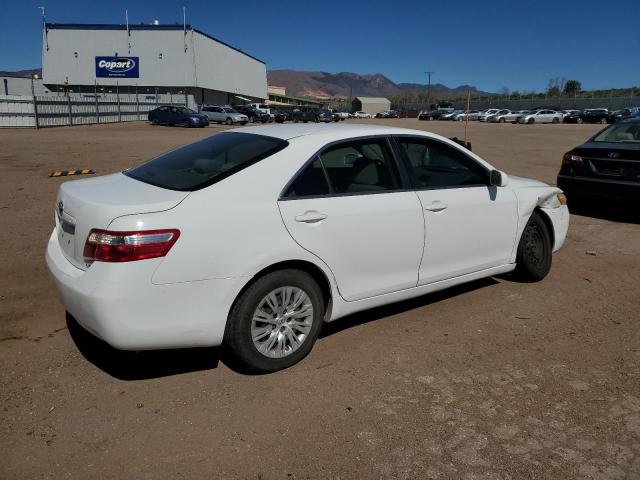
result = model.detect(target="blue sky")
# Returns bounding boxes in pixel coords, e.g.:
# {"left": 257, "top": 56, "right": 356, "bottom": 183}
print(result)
{"left": 1, "top": 0, "right": 638, "bottom": 92}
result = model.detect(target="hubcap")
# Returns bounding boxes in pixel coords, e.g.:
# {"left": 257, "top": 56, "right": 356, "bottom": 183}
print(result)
{"left": 251, "top": 287, "right": 313, "bottom": 359}
{"left": 524, "top": 222, "right": 544, "bottom": 266}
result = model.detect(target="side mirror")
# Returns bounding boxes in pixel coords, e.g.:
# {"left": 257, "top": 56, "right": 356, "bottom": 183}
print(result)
{"left": 489, "top": 170, "right": 508, "bottom": 187}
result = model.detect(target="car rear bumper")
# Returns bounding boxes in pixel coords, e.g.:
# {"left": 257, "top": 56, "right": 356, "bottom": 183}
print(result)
{"left": 557, "top": 174, "right": 640, "bottom": 202}
{"left": 45, "top": 230, "right": 246, "bottom": 350}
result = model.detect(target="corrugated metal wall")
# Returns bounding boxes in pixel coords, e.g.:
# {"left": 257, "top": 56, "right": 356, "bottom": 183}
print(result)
{"left": 0, "top": 92, "right": 194, "bottom": 128}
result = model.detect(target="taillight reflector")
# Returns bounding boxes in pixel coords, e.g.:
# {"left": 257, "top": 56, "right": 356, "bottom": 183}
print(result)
{"left": 83, "top": 229, "right": 180, "bottom": 264}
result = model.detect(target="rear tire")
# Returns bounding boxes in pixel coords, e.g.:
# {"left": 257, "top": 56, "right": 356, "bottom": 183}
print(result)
{"left": 600, "top": 117, "right": 608, "bottom": 124}
{"left": 224, "top": 269, "right": 325, "bottom": 373}
{"left": 225, "top": 117, "right": 233, "bottom": 125}
{"left": 577, "top": 118, "right": 583, "bottom": 124}
{"left": 499, "top": 117, "right": 505, "bottom": 123}
{"left": 514, "top": 211, "right": 552, "bottom": 282}
{"left": 553, "top": 117, "right": 560, "bottom": 124}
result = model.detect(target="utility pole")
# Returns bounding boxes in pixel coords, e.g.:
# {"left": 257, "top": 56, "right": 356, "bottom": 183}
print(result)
{"left": 425, "top": 71, "right": 435, "bottom": 108}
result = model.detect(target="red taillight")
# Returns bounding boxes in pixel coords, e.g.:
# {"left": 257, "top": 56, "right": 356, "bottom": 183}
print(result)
{"left": 83, "top": 229, "right": 180, "bottom": 264}
{"left": 562, "top": 151, "right": 584, "bottom": 166}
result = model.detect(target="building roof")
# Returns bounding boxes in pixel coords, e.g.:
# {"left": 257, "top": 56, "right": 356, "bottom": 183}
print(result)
{"left": 354, "top": 97, "right": 391, "bottom": 103}
{"left": 45, "top": 23, "right": 265, "bottom": 64}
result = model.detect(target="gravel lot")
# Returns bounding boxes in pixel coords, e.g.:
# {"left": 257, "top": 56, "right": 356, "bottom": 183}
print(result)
{"left": 1, "top": 119, "right": 639, "bottom": 479}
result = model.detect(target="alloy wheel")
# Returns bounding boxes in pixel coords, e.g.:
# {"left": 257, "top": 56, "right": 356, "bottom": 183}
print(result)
{"left": 251, "top": 286, "right": 314, "bottom": 359}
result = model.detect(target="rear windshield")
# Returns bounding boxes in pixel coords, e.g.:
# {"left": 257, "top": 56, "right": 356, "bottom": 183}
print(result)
{"left": 125, "top": 132, "right": 289, "bottom": 191}
{"left": 592, "top": 123, "right": 640, "bottom": 143}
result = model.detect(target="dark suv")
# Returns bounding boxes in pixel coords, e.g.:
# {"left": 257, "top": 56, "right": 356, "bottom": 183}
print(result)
{"left": 232, "top": 105, "right": 271, "bottom": 123}
{"left": 292, "top": 106, "right": 319, "bottom": 123}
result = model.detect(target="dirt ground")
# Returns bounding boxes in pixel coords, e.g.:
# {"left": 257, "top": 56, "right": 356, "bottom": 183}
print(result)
{"left": 1, "top": 119, "right": 639, "bottom": 480}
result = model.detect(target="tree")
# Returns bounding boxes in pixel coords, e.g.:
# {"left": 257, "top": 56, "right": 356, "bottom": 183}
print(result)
{"left": 564, "top": 80, "right": 582, "bottom": 95}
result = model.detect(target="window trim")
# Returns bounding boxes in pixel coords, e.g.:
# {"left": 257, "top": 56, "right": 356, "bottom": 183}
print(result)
{"left": 392, "top": 135, "right": 492, "bottom": 191}
{"left": 279, "top": 135, "right": 413, "bottom": 201}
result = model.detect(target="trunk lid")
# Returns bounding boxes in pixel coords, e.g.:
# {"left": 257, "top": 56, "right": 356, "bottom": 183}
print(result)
{"left": 573, "top": 142, "right": 640, "bottom": 181}
{"left": 55, "top": 173, "right": 189, "bottom": 270}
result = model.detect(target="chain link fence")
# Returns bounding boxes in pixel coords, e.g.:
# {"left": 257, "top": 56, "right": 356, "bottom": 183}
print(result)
{"left": 393, "top": 93, "right": 640, "bottom": 114}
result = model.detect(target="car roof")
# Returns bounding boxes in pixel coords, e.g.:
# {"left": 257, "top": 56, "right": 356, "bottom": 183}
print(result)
{"left": 233, "top": 123, "right": 438, "bottom": 140}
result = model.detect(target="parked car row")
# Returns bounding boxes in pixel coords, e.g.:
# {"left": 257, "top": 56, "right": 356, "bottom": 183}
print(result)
{"left": 417, "top": 107, "right": 640, "bottom": 125}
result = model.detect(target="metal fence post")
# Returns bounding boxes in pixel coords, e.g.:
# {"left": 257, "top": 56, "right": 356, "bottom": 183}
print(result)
{"left": 136, "top": 85, "right": 140, "bottom": 120}
{"left": 116, "top": 82, "right": 121, "bottom": 123}
{"left": 184, "top": 88, "right": 188, "bottom": 107}
{"left": 31, "top": 77, "right": 40, "bottom": 129}
{"left": 67, "top": 93, "right": 73, "bottom": 126}
{"left": 94, "top": 81, "right": 100, "bottom": 124}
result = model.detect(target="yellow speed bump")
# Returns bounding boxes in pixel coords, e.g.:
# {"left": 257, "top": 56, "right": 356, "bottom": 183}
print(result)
{"left": 49, "top": 169, "right": 95, "bottom": 177}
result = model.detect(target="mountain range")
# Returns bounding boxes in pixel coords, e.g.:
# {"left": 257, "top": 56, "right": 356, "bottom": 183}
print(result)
{"left": 267, "top": 70, "right": 489, "bottom": 98}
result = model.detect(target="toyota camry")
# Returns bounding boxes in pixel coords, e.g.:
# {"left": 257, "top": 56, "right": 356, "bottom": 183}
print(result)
{"left": 46, "top": 124, "right": 569, "bottom": 373}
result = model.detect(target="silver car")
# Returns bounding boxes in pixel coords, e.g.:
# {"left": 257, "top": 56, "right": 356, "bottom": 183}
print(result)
{"left": 200, "top": 105, "right": 249, "bottom": 125}
{"left": 488, "top": 110, "right": 522, "bottom": 123}
{"left": 478, "top": 109, "right": 501, "bottom": 122}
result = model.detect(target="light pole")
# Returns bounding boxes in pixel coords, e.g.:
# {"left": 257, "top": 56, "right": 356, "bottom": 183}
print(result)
{"left": 425, "top": 71, "right": 435, "bottom": 107}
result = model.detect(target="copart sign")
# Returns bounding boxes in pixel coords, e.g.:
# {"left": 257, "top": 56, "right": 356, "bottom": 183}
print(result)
{"left": 95, "top": 56, "right": 139, "bottom": 78}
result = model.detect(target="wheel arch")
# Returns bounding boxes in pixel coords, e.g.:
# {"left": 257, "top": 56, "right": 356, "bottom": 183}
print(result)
{"left": 230, "top": 259, "right": 334, "bottom": 323}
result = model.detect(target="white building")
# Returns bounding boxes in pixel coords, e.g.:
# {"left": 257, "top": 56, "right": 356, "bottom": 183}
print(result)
{"left": 42, "top": 23, "right": 267, "bottom": 106}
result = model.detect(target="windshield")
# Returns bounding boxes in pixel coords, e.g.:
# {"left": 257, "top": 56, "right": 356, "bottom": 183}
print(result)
{"left": 592, "top": 123, "right": 640, "bottom": 143}
{"left": 223, "top": 108, "right": 238, "bottom": 113}
{"left": 177, "top": 107, "right": 197, "bottom": 114}
{"left": 125, "top": 132, "right": 289, "bottom": 191}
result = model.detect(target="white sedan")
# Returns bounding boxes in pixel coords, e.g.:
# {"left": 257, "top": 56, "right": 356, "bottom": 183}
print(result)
{"left": 517, "top": 110, "right": 563, "bottom": 124}
{"left": 46, "top": 124, "right": 569, "bottom": 373}
{"left": 353, "top": 111, "right": 371, "bottom": 118}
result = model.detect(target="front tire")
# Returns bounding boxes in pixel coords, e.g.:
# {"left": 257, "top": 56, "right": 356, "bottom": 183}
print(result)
{"left": 224, "top": 269, "right": 325, "bottom": 373}
{"left": 600, "top": 117, "right": 607, "bottom": 124}
{"left": 514, "top": 211, "right": 552, "bottom": 282}
{"left": 225, "top": 117, "right": 233, "bottom": 125}
{"left": 527, "top": 118, "right": 535, "bottom": 124}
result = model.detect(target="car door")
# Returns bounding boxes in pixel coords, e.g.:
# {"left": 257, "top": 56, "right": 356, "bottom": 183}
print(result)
{"left": 278, "top": 137, "right": 424, "bottom": 301}
{"left": 394, "top": 136, "right": 518, "bottom": 285}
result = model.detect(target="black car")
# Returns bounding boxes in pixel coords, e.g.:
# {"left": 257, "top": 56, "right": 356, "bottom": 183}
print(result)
{"left": 273, "top": 110, "right": 290, "bottom": 123}
{"left": 579, "top": 109, "right": 610, "bottom": 124}
{"left": 231, "top": 105, "right": 271, "bottom": 123}
{"left": 564, "top": 110, "right": 584, "bottom": 123}
{"left": 292, "top": 106, "right": 319, "bottom": 123}
{"left": 557, "top": 118, "right": 640, "bottom": 202}
{"left": 318, "top": 109, "right": 339, "bottom": 123}
{"left": 418, "top": 109, "right": 452, "bottom": 121}
{"left": 609, "top": 107, "right": 640, "bottom": 123}
{"left": 148, "top": 106, "right": 209, "bottom": 127}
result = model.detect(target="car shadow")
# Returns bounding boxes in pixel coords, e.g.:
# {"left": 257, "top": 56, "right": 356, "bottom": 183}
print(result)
{"left": 319, "top": 277, "right": 499, "bottom": 339}
{"left": 67, "top": 277, "right": 500, "bottom": 379}
{"left": 66, "top": 313, "right": 221, "bottom": 381}
{"left": 568, "top": 199, "right": 640, "bottom": 224}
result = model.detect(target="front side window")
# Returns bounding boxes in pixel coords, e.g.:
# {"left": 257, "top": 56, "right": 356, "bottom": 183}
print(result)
{"left": 397, "top": 138, "right": 488, "bottom": 189}
{"left": 125, "top": 132, "right": 288, "bottom": 191}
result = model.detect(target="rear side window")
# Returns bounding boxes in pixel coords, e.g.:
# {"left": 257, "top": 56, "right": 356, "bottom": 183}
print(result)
{"left": 284, "top": 158, "right": 330, "bottom": 198}
{"left": 125, "top": 132, "right": 288, "bottom": 191}
{"left": 319, "top": 139, "right": 400, "bottom": 194}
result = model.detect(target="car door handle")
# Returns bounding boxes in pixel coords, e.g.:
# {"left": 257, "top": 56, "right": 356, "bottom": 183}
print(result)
{"left": 295, "top": 211, "right": 328, "bottom": 223}
{"left": 424, "top": 201, "right": 448, "bottom": 212}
